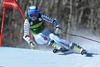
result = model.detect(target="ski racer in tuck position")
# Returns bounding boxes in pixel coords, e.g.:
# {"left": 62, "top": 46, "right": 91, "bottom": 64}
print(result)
{"left": 23, "top": 6, "right": 87, "bottom": 55}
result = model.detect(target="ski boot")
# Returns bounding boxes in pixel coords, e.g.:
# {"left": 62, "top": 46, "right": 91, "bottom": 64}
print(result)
{"left": 49, "top": 40, "right": 61, "bottom": 49}
{"left": 49, "top": 40, "right": 63, "bottom": 53}
{"left": 52, "top": 43, "right": 62, "bottom": 53}
{"left": 71, "top": 43, "right": 87, "bottom": 55}
{"left": 81, "top": 49, "right": 87, "bottom": 55}
{"left": 49, "top": 40, "right": 70, "bottom": 53}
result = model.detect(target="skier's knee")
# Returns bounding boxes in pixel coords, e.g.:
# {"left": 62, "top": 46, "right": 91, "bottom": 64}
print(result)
{"left": 49, "top": 33, "right": 59, "bottom": 40}
{"left": 48, "top": 40, "right": 55, "bottom": 46}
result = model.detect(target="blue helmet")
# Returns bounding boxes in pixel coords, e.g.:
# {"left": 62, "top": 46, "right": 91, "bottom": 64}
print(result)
{"left": 28, "top": 6, "right": 39, "bottom": 19}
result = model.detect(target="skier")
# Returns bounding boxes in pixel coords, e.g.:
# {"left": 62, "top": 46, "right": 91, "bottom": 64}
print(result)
{"left": 23, "top": 6, "right": 87, "bottom": 55}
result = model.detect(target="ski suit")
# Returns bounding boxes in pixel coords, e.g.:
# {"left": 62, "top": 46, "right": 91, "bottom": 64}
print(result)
{"left": 23, "top": 13, "right": 73, "bottom": 49}
{"left": 23, "top": 6, "right": 87, "bottom": 55}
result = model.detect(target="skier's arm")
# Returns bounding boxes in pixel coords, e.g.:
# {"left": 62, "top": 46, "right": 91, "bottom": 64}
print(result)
{"left": 41, "top": 13, "right": 58, "bottom": 27}
{"left": 23, "top": 19, "right": 30, "bottom": 42}
{"left": 23, "top": 19, "right": 35, "bottom": 48}
{"left": 41, "top": 13, "right": 61, "bottom": 34}
{"left": 23, "top": 19, "right": 30, "bottom": 37}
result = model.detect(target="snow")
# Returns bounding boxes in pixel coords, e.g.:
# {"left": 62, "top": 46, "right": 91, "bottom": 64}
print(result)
{"left": 0, "top": 47, "right": 100, "bottom": 67}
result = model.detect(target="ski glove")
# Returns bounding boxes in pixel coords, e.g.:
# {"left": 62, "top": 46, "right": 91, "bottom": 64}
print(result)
{"left": 55, "top": 25, "right": 61, "bottom": 34}
{"left": 53, "top": 18, "right": 58, "bottom": 27}
{"left": 30, "top": 40, "right": 35, "bottom": 49}
{"left": 23, "top": 35, "right": 35, "bottom": 49}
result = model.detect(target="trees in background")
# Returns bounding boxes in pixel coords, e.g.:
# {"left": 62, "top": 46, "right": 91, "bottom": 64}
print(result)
{"left": 0, "top": 0, "right": 100, "bottom": 47}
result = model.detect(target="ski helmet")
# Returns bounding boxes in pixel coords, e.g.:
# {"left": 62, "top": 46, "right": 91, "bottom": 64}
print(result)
{"left": 28, "top": 6, "right": 39, "bottom": 19}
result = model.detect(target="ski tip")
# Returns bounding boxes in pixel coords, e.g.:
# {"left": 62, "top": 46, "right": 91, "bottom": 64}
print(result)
{"left": 85, "top": 52, "right": 100, "bottom": 57}
{"left": 85, "top": 53, "right": 93, "bottom": 57}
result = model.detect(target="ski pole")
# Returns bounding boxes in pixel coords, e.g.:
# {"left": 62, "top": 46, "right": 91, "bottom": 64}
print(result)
{"left": 67, "top": 33, "right": 100, "bottom": 43}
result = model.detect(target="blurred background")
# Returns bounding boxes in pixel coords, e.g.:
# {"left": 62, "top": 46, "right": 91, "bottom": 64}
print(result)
{"left": 0, "top": 0, "right": 100, "bottom": 49}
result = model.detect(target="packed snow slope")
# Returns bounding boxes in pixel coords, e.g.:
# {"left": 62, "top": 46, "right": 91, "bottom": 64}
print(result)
{"left": 0, "top": 47, "right": 100, "bottom": 67}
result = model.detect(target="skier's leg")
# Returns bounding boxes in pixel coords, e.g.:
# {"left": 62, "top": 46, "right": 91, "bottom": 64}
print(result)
{"left": 49, "top": 33, "right": 87, "bottom": 54}
{"left": 48, "top": 40, "right": 62, "bottom": 49}
{"left": 49, "top": 33, "right": 72, "bottom": 49}
{"left": 35, "top": 28, "right": 62, "bottom": 49}
{"left": 71, "top": 43, "right": 87, "bottom": 54}
{"left": 33, "top": 33, "right": 50, "bottom": 45}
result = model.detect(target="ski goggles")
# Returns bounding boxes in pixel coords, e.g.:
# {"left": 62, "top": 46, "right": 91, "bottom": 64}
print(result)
{"left": 30, "top": 14, "right": 38, "bottom": 18}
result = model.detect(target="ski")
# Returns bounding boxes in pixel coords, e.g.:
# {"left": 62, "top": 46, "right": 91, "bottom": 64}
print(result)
{"left": 53, "top": 48, "right": 75, "bottom": 55}
{"left": 53, "top": 48, "right": 70, "bottom": 53}
{"left": 52, "top": 47, "right": 100, "bottom": 57}
{"left": 85, "top": 52, "right": 100, "bottom": 57}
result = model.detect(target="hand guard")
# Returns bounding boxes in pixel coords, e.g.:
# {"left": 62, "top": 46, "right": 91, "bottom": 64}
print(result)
{"left": 55, "top": 25, "right": 61, "bottom": 34}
